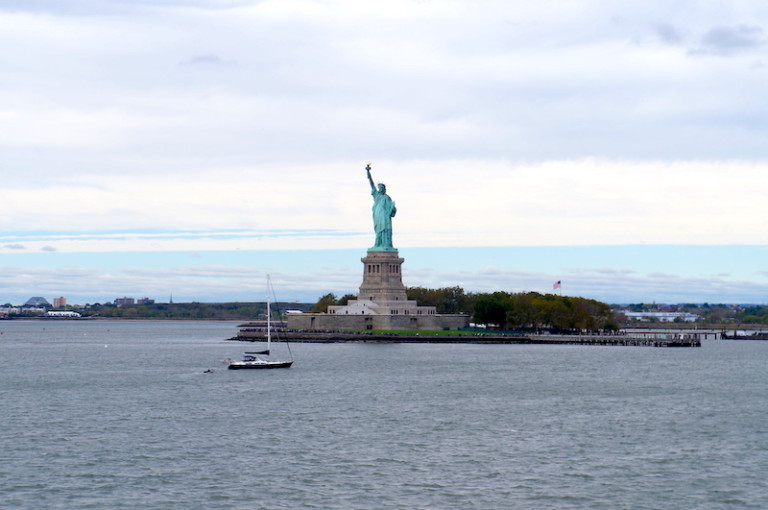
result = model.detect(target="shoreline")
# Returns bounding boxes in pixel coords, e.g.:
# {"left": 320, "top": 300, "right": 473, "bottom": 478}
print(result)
{"left": 228, "top": 330, "right": 702, "bottom": 347}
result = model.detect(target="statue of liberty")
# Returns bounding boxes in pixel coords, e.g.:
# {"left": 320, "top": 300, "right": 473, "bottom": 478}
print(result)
{"left": 366, "top": 163, "right": 397, "bottom": 251}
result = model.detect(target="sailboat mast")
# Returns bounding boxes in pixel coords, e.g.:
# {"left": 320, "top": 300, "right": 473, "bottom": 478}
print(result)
{"left": 266, "top": 289, "right": 271, "bottom": 351}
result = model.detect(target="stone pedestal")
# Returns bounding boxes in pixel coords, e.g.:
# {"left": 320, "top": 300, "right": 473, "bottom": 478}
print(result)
{"left": 326, "top": 249, "right": 436, "bottom": 317}
{"left": 357, "top": 250, "right": 407, "bottom": 302}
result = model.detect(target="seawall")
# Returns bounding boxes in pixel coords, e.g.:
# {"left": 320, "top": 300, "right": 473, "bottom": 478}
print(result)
{"left": 229, "top": 330, "right": 701, "bottom": 347}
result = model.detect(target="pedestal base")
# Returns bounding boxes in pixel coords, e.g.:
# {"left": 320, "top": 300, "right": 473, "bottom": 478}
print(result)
{"left": 358, "top": 250, "right": 407, "bottom": 302}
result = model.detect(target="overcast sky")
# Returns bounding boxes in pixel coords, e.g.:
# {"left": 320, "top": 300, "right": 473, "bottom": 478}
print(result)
{"left": 1, "top": 0, "right": 767, "bottom": 304}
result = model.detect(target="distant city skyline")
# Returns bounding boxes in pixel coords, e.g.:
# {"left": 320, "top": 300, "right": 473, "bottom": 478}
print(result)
{"left": 1, "top": 1, "right": 767, "bottom": 304}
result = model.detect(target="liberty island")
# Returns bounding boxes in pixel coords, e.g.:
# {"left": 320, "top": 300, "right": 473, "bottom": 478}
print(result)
{"left": 278, "top": 165, "right": 699, "bottom": 344}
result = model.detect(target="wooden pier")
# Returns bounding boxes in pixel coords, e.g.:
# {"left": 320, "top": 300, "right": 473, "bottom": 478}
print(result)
{"left": 526, "top": 333, "right": 701, "bottom": 347}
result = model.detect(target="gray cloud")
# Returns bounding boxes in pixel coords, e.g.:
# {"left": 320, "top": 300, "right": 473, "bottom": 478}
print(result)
{"left": 692, "top": 25, "right": 765, "bottom": 55}
{"left": 184, "top": 54, "right": 229, "bottom": 66}
{"left": 3, "top": 244, "right": 26, "bottom": 250}
{"left": 3, "top": 2, "right": 768, "bottom": 173}
{"left": 41, "top": 246, "right": 57, "bottom": 252}
{"left": 655, "top": 23, "right": 683, "bottom": 45}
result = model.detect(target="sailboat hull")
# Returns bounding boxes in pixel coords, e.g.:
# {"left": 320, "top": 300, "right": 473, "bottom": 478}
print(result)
{"left": 228, "top": 360, "right": 293, "bottom": 370}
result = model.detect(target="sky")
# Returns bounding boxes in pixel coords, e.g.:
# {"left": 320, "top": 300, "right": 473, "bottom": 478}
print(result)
{"left": 1, "top": 0, "right": 767, "bottom": 305}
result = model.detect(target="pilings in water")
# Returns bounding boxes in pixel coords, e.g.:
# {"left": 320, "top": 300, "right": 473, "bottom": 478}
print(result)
{"left": 529, "top": 333, "right": 701, "bottom": 347}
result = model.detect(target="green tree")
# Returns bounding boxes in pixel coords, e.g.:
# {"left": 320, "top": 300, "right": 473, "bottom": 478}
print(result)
{"left": 439, "top": 286, "right": 469, "bottom": 313}
{"left": 337, "top": 294, "right": 358, "bottom": 306}
{"left": 507, "top": 293, "right": 537, "bottom": 329}
{"left": 407, "top": 287, "right": 440, "bottom": 309}
{"left": 473, "top": 292, "right": 510, "bottom": 327}
{"left": 311, "top": 293, "right": 338, "bottom": 313}
{"left": 407, "top": 286, "right": 470, "bottom": 313}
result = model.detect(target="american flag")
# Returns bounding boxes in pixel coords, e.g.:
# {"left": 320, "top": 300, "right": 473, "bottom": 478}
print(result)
{"left": 553, "top": 281, "right": 561, "bottom": 289}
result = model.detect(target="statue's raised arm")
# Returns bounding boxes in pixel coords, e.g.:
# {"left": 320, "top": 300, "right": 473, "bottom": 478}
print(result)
{"left": 366, "top": 163, "right": 376, "bottom": 193}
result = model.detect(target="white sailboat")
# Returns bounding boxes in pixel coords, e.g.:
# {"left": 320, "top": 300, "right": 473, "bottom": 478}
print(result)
{"left": 228, "top": 277, "right": 293, "bottom": 370}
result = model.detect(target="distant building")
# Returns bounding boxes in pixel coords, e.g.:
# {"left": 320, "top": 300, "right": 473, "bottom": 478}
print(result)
{"left": 137, "top": 297, "right": 155, "bottom": 305}
{"left": 623, "top": 311, "right": 699, "bottom": 322}
{"left": 53, "top": 296, "right": 67, "bottom": 308}
{"left": 46, "top": 310, "right": 81, "bottom": 318}
{"left": 21, "top": 307, "right": 46, "bottom": 313}
{"left": 114, "top": 297, "right": 135, "bottom": 307}
{"left": 24, "top": 296, "right": 51, "bottom": 307}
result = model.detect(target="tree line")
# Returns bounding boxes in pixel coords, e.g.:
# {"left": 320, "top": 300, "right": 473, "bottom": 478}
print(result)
{"left": 471, "top": 291, "right": 618, "bottom": 332}
{"left": 33, "top": 302, "right": 314, "bottom": 320}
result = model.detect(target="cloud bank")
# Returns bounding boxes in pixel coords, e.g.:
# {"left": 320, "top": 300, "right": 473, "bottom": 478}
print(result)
{"left": 1, "top": 1, "right": 767, "bottom": 303}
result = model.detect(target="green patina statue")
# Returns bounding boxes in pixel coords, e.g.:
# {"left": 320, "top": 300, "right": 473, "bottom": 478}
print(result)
{"left": 366, "top": 163, "right": 397, "bottom": 251}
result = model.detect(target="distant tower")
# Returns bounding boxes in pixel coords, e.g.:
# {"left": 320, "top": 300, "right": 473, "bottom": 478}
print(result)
{"left": 169, "top": 294, "right": 173, "bottom": 304}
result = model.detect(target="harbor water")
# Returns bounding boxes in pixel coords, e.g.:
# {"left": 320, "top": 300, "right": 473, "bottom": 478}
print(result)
{"left": 2, "top": 320, "right": 768, "bottom": 509}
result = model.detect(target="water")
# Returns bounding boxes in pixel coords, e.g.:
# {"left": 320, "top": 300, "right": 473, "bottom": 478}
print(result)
{"left": 3, "top": 320, "right": 768, "bottom": 509}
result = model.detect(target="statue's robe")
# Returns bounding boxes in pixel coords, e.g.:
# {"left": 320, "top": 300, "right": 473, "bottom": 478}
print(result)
{"left": 371, "top": 190, "right": 396, "bottom": 249}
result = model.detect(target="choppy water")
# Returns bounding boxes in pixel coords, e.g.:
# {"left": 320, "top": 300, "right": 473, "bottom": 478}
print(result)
{"left": 2, "top": 320, "right": 768, "bottom": 509}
